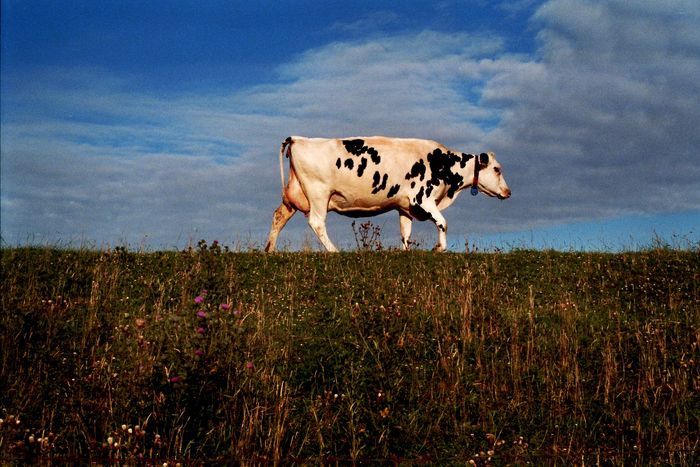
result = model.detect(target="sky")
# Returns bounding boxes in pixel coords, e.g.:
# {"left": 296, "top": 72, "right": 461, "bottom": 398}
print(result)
{"left": 1, "top": 0, "right": 699, "bottom": 251}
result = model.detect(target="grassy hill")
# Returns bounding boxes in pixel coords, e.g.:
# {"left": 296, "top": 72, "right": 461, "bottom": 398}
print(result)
{"left": 1, "top": 244, "right": 698, "bottom": 464}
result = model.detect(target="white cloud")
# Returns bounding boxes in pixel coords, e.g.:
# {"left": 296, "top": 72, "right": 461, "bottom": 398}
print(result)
{"left": 327, "top": 10, "right": 403, "bottom": 34}
{"left": 481, "top": 0, "right": 700, "bottom": 225}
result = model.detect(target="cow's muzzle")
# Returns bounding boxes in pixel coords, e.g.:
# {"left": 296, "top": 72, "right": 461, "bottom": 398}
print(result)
{"left": 498, "top": 188, "right": 512, "bottom": 200}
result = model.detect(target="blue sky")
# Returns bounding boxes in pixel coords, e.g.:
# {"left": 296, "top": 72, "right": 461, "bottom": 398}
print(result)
{"left": 2, "top": 0, "right": 699, "bottom": 251}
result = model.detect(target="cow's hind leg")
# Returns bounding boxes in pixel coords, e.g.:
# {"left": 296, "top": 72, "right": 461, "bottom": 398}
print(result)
{"left": 307, "top": 201, "right": 338, "bottom": 252}
{"left": 265, "top": 201, "right": 297, "bottom": 252}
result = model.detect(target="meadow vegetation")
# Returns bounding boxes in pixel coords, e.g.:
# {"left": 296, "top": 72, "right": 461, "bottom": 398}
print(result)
{"left": 1, "top": 239, "right": 698, "bottom": 464}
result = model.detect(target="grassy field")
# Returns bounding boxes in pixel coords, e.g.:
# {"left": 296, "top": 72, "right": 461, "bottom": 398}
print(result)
{"left": 1, "top": 242, "right": 698, "bottom": 465}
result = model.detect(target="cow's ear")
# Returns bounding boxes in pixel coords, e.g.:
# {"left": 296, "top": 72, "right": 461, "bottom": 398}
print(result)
{"left": 479, "top": 152, "right": 489, "bottom": 167}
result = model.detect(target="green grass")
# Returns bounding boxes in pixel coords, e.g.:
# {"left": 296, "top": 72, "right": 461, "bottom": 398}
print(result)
{"left": 1, "top": 243, "right": 698, "bottom": 464}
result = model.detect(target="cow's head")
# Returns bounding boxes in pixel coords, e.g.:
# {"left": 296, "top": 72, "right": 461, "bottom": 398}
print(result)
{"left": 474, "top": 152, "right": 511, "bottom": 199}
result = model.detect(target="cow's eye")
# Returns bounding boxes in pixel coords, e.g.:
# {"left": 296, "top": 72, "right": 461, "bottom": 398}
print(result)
{"left": 494, "top": 167, "right": 501, "bottom": 174}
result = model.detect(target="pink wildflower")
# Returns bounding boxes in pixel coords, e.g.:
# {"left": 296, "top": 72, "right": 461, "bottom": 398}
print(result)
{"left": 194, "top": 349, "right": 205, "bottom": 357}
{"left": 220, "top": 303, "right": 231, "bottom": 311}
{"left": 194, "top": 296, "right": 204, "bottom": 304}
{"left": 196, "top": 327, "right": 206, "bottom": 335}
{"left": 196, "top": 310, "right": 207, "bottom": 319}
{"left": 233, "top": 309, "right": 242, "bottom": 316}
{"left": 169, "top": 376, "right": 183, "bottom": 383}
{"left": 246, "top": 361, "right": 254, "bottom": 370}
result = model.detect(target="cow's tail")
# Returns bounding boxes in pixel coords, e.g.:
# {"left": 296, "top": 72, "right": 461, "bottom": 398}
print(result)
{"left": 279, "top": 136, "right": 293, "bottom": 197}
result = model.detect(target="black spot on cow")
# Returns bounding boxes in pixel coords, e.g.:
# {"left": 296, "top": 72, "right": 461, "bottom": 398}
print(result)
{"left": 387, "top": 184, "right": 400, "bottom": 198}
{"left": 460, "top": 153, "right": 474, "bottom": 168}
{"left": 372, "top": 171, "right": 381, "bottom": 188}
{"left": 342, "top": 139, "right": 365, "bottom": 155}
{"left": 446, "top": 180, "right": 464, "bottom": 198}
{"left": 405, "top": 159, "right": 426, "bottom": 181}
{"left": 344, "top": 158, "right": 354, "bottom": 170}
{"left": 410, "top": 203, "right": 433, "bottom": 222}
{"left": 415, "top": 186, "right": 425, "bottom": 205}
{"left": 336, "top": 158, "right": 342, "bottom": 169}
{"left": 372, "top": 173, "right": 388, "bottom": 194}
{"left": 357, "top": 157, "right": 367, "bottom": 177}
{"left": 424, "top": 148, "right": 465, "bottom": 199}
{"left": 410, "top": 181, "right": 415, "bottom": 189}
{"left": 342, "top": 139, "right": 381, "bottom": 164}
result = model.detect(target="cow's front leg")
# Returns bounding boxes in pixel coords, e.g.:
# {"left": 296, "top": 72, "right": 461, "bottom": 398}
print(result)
{"left": 422, "top": 204, "right": 448, "bottom": 252}
{"left": 399, "top": 212, "right": 413, "bottom": 250}
{"left": 432, "top": 214, "right": 448, "bottom": 252}
{"left": 307, "top": 201, "right": 338, "bottom": 252}
{"left": 409, "top": 201, "right": 448, "bottom": 251}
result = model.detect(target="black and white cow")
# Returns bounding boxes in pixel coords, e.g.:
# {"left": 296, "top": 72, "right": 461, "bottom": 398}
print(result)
{"left": 264, "top": 136, "right": 511, "bottom": 252}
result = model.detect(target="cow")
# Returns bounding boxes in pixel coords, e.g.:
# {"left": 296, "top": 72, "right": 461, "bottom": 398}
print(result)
{"left": 264, "top": 136, "right": 511, "bottom": 252}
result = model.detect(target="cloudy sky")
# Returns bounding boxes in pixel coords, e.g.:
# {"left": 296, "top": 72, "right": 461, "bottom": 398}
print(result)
{"left": 2, "top": 0, "right": 698, "bottom": 251}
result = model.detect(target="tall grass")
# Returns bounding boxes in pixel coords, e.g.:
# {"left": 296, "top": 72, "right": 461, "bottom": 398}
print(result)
{"left": 1, "top": 243, "right": 698, "bottom": 464}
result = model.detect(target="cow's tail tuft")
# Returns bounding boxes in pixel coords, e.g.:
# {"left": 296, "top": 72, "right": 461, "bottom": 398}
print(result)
{"left": 279, "top": 137, "right": 293, "bottom": 197}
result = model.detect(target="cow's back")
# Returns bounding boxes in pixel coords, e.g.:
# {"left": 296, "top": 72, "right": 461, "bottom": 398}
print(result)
{"left": 290, "top": 136, "right": 445, "bottom": 174}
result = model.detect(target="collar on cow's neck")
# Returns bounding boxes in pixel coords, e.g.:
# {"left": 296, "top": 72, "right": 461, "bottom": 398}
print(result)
{"left": 471, "top": 153, "right": 482, "bottom": 196}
